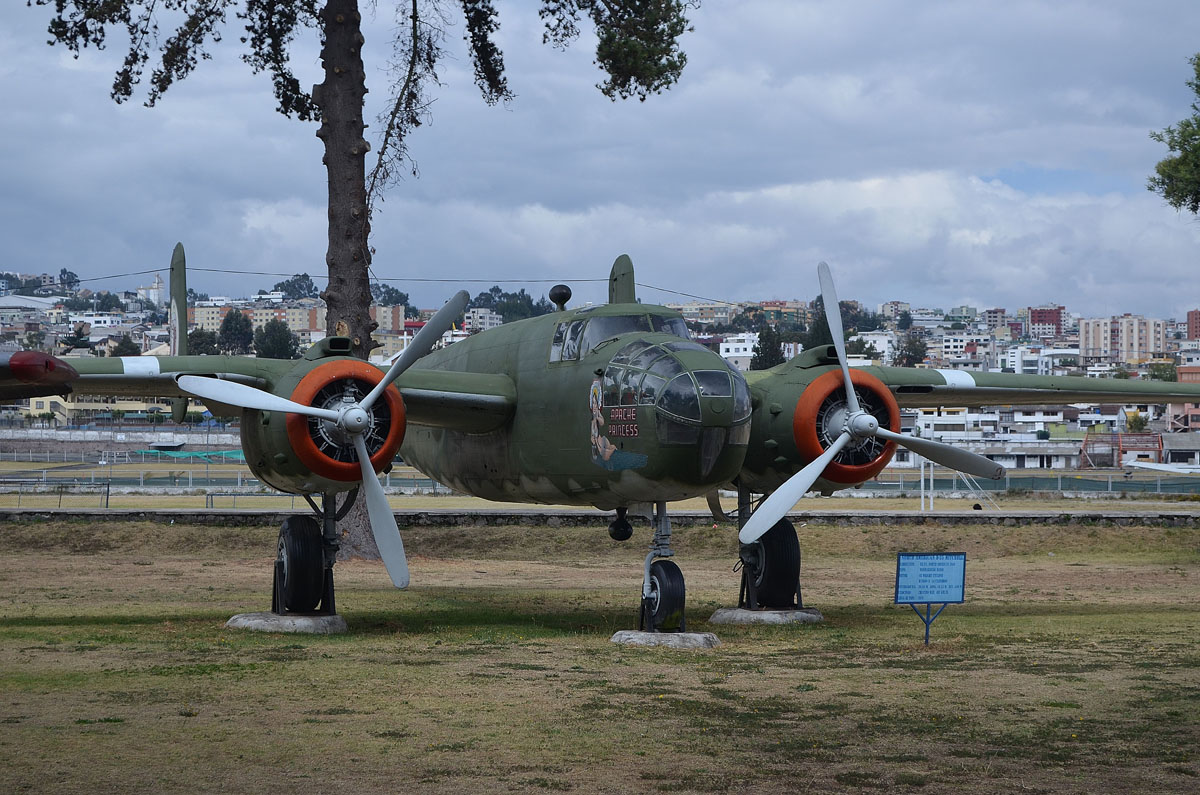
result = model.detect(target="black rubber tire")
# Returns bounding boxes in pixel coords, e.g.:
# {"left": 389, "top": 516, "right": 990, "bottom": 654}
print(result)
{"left": 646, "top": 559, "right": 686, "bottom": 631}
{"left": 278, "top": 515, "right": 324, "bottom": 613}
{"left": 750, "top": 518, "right": 800, "bottom": 608}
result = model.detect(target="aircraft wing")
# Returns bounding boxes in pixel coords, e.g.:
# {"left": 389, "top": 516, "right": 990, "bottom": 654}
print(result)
{"left": 866, "top": 366, "right": 1200, "bottom": 408}
{"left": 67, "top": 355, "right": 282, "bottom": 398}
{"left": 22, "top": 353, "right": 516, "bottom": 433}
{"left": 393, "top": 369, "right": 516, "bottom": 433}
{"left": 0, "top": 351, "right": 79, "bottom": 401}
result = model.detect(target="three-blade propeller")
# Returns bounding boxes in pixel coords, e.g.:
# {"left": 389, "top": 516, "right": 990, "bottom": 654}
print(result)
{"left": 738, "top": 264, "right": 1004, "bottom": 545}
{"left": 179, "top": 290, "right": 470, "bottom": 588}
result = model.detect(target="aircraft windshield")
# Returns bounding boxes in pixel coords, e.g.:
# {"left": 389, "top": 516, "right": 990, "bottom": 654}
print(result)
{"left": 580, "top": 315, "right": 652, "bottom": 354}
{"left": 551, "top": 313, "right": 691, "bottom": 362}
{"left": 651, "top": 316, "right": 691, "bottom": 339}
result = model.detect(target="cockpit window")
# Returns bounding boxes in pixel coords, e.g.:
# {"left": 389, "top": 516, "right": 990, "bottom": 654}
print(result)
{"left": 664, "top": 341, "right": 709, "bottom": 354}
{"left": 580, "top": 315, "right": 652, "bottom": 354}
{"left": 550, "top": 320, "right": 587, "bottom": 362}
{"left": 659, "top": 374, "right": 702, "bottom": 421}
{"left": 652, "top": 316, "right": 691, "bottom": 339}
{"left": 694, "top": 370, "right": 732, "bottom": 398}
{"left": 629, "top": 346, "right": 665, "bottom": 370}
{"left": 647, "top": 354, "right": 683, "bottom": 380}
{"left": 610, "top": 340, "right": 653, "bottom": 366}
{"left": 639, "top": 373, "right": 666, "bottom": 405}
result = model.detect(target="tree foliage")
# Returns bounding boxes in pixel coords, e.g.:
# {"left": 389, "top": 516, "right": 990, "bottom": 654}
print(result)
{"left": 845, "top": 338, "right": 881, "bottom": 359}
{"left": 893, "top": 335, "right": 927, "bottom": 367}
{"left": 112, "top": 334, "right": 141, "bottom": 356}
{"left": 370, "top": 282, "right": 409, "bottom": 307}
{"left": 188, "top": 328, "right": 220, "bottom": 355}
{"left": 750, "top": 326, "right": 785, "bottom": 371}
{"left": 22, "top": 331, "right": 46, "bottom": 351}
{"left": 1149, "top": 54, "right": 1200, "bottom": 214}
{"left": 469, "top": 285, "right": 554, "bottom": 323}
{"left": 60, "top": 324, "right": 91, "bottom": 352}
{"left": 273, "top": 273, "right": 319, "bottom": 300}
{"left": 1147, "top": 362, "right": 1178, "bottom": 382}
{"left": 254, "top": 318, "right": 301, "bottom": 359}
{"left": 33, "top": 0, "right": 695, "bottom": 362}
{"left": 218, "top": 310, "right": 254, "bottom": 355}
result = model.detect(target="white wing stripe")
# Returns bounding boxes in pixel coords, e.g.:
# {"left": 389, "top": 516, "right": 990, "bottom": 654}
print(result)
{"left": 935, "top": 369, "right": 975, "bottom": 388}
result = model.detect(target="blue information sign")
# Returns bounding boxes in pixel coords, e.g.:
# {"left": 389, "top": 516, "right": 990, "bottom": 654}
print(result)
{"left": 894, "top": 553, "right": 966, "bottom": 605}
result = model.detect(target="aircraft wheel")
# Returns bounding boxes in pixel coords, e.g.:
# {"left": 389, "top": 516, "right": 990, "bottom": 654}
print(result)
{"left": 278, "top": 515, "right": 324, "bottom": 613}
{"left": 744, "top": 518, "right": 800, "bottom": 608}
{"left": 646, "top": 559, "right": 686, "bottom": 632}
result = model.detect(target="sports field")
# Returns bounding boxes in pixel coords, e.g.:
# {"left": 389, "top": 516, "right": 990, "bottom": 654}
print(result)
{"left": 0, "top": 517, "right": 1196, "bottom": 793}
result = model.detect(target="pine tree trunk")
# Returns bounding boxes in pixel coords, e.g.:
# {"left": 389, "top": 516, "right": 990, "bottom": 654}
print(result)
{"left": 315, "top": 0, "right": 377, "bottom": 359}
{"left": 315, "top": 0, "right": 380, "bottom": 559}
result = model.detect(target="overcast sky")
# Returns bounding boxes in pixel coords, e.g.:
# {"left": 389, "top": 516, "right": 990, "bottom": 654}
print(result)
{"left": 3, "top": 1, "right": 1200, "bottom": 320}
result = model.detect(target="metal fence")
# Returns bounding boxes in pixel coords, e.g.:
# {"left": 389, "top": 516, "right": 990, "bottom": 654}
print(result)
{"left": 866, "top": 471, "right": 1200, "bottom": 496}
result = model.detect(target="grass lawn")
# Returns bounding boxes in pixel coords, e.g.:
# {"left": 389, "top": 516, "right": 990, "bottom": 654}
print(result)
{"left": 0, "top": 518, "right": 1196, "bottom": 793}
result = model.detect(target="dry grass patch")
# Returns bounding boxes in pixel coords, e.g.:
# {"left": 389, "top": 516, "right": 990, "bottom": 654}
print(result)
{"left": 0, "top": 519, "right": 1196, "bottom": 793}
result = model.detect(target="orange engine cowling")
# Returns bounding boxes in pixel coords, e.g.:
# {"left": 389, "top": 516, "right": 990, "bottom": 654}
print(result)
{"left": 792, "top": 368, "right": 901, "bottom": 485}
{"left": 284, "top": 359, "right": 407, "bottom": 483}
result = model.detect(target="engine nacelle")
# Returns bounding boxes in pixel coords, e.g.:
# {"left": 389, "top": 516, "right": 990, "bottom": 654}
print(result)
{"left": 791, "top": 368, "right": 900, "bottom": 484}
{"left": 240, "top": 352, "right": 405, "bottom": 495}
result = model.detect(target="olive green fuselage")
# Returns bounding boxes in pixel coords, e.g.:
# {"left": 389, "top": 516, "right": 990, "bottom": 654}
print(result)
{"left": 400, "top": 307, "right": 750, "bottom": 510}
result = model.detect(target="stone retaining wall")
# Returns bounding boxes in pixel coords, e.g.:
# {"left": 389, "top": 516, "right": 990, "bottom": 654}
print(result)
{"left": 3, "top": 508, "right": 1197, "bottom": 528}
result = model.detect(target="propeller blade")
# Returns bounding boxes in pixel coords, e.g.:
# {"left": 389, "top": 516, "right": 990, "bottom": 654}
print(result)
{"left": 361, "top": 290, "right": 471, "bottom": 411}
{"left": 817, "top": 261, "right": 861, "bottom": 415}
{"left": 178, "top": 375, "right": 341, "bottom": 422}
{"left": 739, "top": 431, "right": 852, "bottom": 545}
{"left": 876, "top": 427, "right": 1005, "bottom": 479}
{"left": 352, "top": 434, "right": 410, "bottom": 588}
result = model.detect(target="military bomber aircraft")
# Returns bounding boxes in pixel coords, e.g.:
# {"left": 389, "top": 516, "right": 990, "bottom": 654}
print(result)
{"left": 11, "top": 245, "right": 1200, "bottom": 632}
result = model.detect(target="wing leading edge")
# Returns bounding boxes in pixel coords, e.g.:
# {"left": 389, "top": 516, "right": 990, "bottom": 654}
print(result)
{"left": 869, "top": 366, "right": 1200, "bottom": 408}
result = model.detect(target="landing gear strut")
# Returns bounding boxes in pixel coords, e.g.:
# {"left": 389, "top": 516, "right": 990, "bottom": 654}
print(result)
{"left": 271, "top": 489, "right": 356, "bottom": 616}
{"left": 639, "top": 501, "right": 686, "bottom": 632}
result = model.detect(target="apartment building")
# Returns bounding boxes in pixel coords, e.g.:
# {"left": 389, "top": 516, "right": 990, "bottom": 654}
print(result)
{"left": 464, "top": 307, "right": 503, "bottom": 333}
{"left": 664, "top": 301, "right": 738, "bottom": 326}
{"left": 1079, "top": 314, "right": 1168, "bottom": 366}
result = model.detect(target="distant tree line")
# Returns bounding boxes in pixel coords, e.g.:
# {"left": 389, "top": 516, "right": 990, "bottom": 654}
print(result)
{"left": 469, "top": 286, "right": 555, "bottom": 324}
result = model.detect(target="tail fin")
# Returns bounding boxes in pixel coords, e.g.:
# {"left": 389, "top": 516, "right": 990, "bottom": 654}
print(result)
{"left": 608, "top": 255, "right": 636, "bottom": 304}
{"left": 169, "top": 243, "right": 188, "bottom": 356}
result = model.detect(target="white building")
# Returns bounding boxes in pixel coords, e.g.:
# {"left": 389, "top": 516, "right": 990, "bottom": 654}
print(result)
{"left": 464, "top": 307, "right": 503, "bottom": 333}
{"left": 719, "top": 332, "right": 758, "bottom": 371}
{"left": 135, "top": 274, "right": 165, "bottom": 307}
{"left": 850, "top": 330, "right": 896, "bottom": 365}
{"left": 68, "top": 311, "right": 124, "bottom": 328}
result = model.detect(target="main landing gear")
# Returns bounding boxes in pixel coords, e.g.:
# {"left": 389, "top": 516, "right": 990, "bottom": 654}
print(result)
{"left": 734, "top": 483, "right": 803, "bottom": 610}
{"left": 271, "top": 489, "right": 357, "bottom": 616}
{"left": 737, "top": 517, "right": 802, "bottom": 610}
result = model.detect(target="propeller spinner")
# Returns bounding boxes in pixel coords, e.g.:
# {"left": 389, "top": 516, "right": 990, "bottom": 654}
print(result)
{"left": 179, "top": 291, "right": 470, "bottom": 588}
{"left": 738, "top": 264, "right": 1004, "bottom": 545}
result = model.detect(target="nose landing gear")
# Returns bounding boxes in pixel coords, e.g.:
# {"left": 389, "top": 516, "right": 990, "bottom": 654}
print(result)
{"left": 638, "top": 501, "right": 687, "bottom": 632}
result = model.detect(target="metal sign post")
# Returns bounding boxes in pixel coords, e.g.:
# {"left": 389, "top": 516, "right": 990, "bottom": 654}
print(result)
{"left": 894, "top": 553, "right": 965, "bottom": 645}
